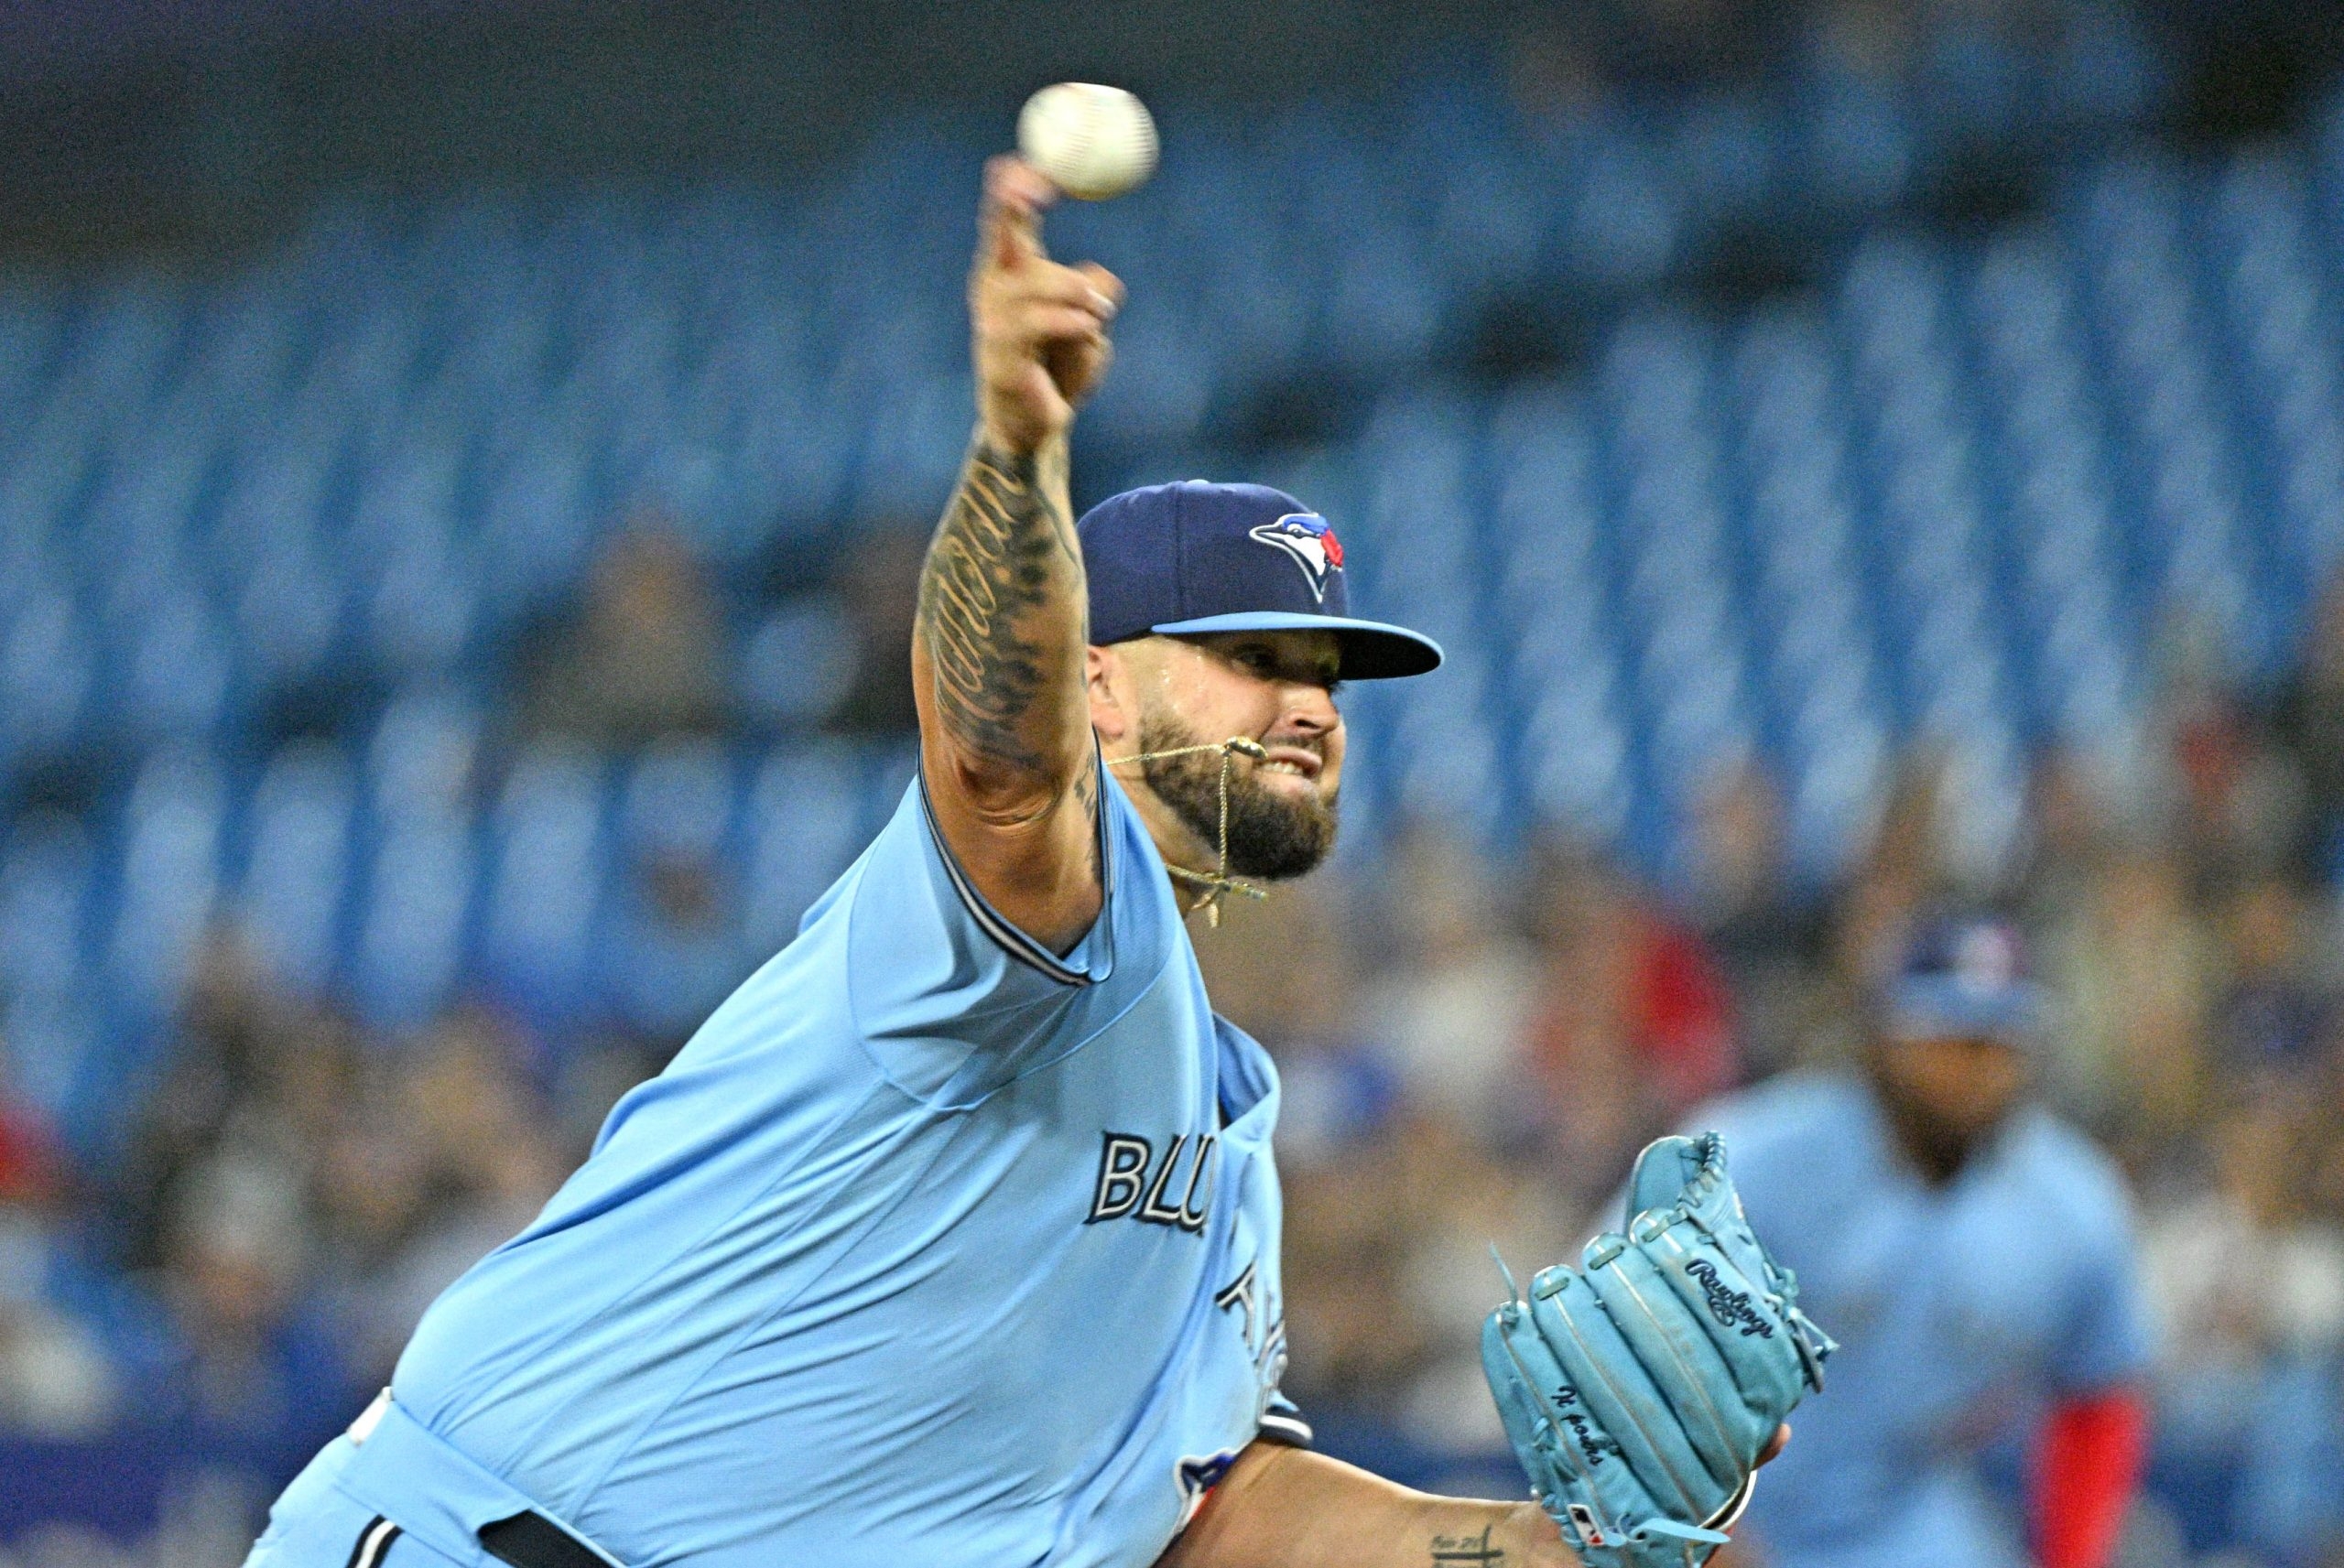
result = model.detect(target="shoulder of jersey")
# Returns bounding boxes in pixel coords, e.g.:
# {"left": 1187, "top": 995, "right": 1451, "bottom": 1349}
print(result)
{"left": 2008, "top": 1107, "right": 2136, "bottom": 1228}
{"left": 1687, "top": 1067, "right": 1864, "bottom": 1156}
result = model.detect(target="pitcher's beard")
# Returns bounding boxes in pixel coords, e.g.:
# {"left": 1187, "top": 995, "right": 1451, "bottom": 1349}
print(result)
{"left": 1136, "top": 710, "right": 1338, "bottom": 881}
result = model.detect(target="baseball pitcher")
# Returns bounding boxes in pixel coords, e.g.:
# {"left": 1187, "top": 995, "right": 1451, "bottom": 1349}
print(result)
{"left": 239, "top": 156, "right": 1824, "bottom": 1568}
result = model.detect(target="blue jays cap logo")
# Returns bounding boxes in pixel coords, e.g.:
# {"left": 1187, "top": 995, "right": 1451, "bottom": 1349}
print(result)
{"left": 1246, "top": 513, "right": 1345, "bottom": 604}
{"left": 1951, "top": 923, "right": 2024, "bottom": 989}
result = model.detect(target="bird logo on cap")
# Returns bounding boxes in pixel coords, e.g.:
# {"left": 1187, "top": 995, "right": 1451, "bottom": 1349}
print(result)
{"left": 1951, "top": 922, "right": 2023, "bottom": 990}
{"left": 1247, "top": 513, "right": 1344, "bottom": 603}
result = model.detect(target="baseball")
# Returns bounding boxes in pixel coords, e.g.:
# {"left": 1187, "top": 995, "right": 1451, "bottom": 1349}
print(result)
{"left": 1016, "top": 82, "right": 1157, "bottom": 201}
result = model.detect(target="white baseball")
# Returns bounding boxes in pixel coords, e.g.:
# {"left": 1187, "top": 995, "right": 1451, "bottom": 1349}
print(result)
{"left": 1016, "top": 82, "right": 1157, "bottom": 201}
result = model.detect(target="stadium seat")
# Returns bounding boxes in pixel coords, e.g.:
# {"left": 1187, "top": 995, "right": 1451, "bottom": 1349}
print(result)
{"left": 0, "top": 69, "right": 2339, "bottom": 1111}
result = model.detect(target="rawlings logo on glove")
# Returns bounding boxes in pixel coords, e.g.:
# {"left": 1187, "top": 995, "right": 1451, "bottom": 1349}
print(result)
{"left": 1483, "top": 1133, "right": 1836, "bottom": 1568}
{"left": 1685, "top": 1260, "right": 1774, "bottom": 1338}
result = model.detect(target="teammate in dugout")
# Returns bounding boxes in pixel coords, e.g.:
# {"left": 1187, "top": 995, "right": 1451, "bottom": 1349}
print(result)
{"left": 242, "top": 155, "right": 1784, "bottom": 1568}
{"left": 1691, "top": 914, "right": 2153, "bottom": 1568}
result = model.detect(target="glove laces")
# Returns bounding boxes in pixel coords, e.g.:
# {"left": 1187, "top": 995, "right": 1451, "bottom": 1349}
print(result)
{"left": 1104, "top": 737, "right": 1271, "bottom": 926}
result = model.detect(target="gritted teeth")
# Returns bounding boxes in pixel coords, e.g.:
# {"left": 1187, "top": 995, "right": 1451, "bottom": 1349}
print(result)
{"left": 1253, "top": 742, "right": 1323, "bottom": 779}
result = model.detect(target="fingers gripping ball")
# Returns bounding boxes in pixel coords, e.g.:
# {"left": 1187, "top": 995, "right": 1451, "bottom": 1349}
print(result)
{"left": 1017, "top": 83, "right": 1157, "bottom": 200}
{"left": 1483, "top": 1134, "right": 1837, "bottom": 1568}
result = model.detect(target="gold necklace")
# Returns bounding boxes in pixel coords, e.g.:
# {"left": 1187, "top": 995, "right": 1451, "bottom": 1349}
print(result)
{"left": 1103, "top": 737, "right": 1270, "bottom": 927}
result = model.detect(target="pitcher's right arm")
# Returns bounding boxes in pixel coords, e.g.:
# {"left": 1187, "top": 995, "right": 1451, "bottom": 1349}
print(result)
{"left": 912, "top": 156, "right": 1123, "bottom": 955}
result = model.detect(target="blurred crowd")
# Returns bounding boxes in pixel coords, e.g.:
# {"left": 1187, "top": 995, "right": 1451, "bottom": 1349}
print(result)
{"left": 3, "top": 524, "right": 2344, "bottom": 1568}
{"left": 1504, "top": 0, "right": 2132, "bottom": 110}
{"left": 1194, "top": 585, "right": 2344, "bottom": 1567}
{"left": 0, "top": 521, "right": 887, "bottom": 1565}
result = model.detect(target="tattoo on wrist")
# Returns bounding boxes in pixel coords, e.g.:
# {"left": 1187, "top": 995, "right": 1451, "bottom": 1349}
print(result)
{"left": 917, "top": 437, "right": 1080, "bottom": 772}
{"left": 1431, "top": 1527, "right": 1504, "bottom": 1568}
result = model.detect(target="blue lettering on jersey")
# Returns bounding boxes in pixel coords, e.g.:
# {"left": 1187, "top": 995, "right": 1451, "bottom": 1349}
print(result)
{"left": 1086, "top": 1131, "right": 1215, "bottom": 1232}
{"left": 1213, "top": 1260, "right": 1260, "bottom": 1346}
{"left": 1213, "top": 1260, "right": 1291, "bottom": 1423}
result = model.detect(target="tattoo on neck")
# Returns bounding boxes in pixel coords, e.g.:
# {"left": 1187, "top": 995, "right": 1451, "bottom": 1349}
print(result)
{"left": 917, "top": 437, "right": 1080, "bottom": 772}
{"left": 1430, "top": 1527, "right": 1504, "bottom": 1568}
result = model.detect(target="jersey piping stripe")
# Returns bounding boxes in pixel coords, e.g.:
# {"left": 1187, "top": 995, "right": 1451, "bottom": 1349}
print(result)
{"left": 344, "top": 1517, "right": 402, "bottom": 1568}
{"left": 1258, "top": 1409, "right": 1314, "bottom": 1445}
{"left": 915, "top": 755, "right": 1111, "bottom": 988}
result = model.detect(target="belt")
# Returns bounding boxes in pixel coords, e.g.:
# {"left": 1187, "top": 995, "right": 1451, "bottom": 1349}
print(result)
{"left": 477, "top": 1513, "right": 608, "bottom": 1568}
{"left": 337, "top": 1391, "right": 624, "bottom": 1568}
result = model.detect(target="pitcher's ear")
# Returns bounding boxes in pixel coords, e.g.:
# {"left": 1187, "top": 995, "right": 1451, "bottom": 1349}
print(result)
{"left": 1086, "top": 643, "right": 1132, "bottom": 744}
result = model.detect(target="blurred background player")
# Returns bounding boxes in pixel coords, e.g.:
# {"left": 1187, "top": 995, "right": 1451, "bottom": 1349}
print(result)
{"left": 1695, "top": 914, "right": 2152, "bottom": 1568}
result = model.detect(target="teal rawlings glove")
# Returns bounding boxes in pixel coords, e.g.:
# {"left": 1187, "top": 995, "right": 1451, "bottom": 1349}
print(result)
{"left": 1482, "top": 1133, "right": 1836, "bottom": 1568}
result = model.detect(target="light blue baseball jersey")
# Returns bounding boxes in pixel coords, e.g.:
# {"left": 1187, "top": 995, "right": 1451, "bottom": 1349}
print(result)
{"left": 310, "top": 766, "right": 1302, "bottom": 1568}
{"left": 1689, "top": 1072, "right": 2152, "bottom": 1568}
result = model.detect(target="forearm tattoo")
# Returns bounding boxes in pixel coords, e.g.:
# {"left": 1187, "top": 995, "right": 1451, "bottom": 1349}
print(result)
{"left": 917, "top": 436, "right": 1083, "bottom": 773}
{"left": 1429, "top": 1527, "right": 1504, "bottom": 1568}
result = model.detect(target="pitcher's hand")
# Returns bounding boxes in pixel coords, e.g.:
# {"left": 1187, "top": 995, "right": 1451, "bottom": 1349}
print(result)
{"left": 970, "top": 155, "right": 1123, "bottom": 455}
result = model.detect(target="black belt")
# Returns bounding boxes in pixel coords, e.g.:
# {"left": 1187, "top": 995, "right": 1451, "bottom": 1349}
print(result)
{"left": 479, "top": 1513, "right": 606, "bottom": 1568}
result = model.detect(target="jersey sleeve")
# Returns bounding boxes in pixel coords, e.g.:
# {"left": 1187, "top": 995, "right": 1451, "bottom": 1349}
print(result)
{"left": 842, "top": 762, "right": 1180, "bottom": 1109}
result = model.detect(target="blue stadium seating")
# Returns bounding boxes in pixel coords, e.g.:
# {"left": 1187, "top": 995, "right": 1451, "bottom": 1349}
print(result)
{"left": 0, "top": 53, "right": 2335, "bottom": 1153}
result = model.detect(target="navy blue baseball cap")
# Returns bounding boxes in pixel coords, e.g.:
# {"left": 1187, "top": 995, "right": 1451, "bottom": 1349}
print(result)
{"left": 1078, "top": 481, "right": 1443, "bottom": 680}
{"left": 1877, "top": 913, "right": 2044, "bottom": 1049}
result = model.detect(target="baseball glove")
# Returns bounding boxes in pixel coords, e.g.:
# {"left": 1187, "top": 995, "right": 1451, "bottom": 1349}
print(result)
{"left": 1482, "top": 1132, "right": 1835, "bottom": 1568}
